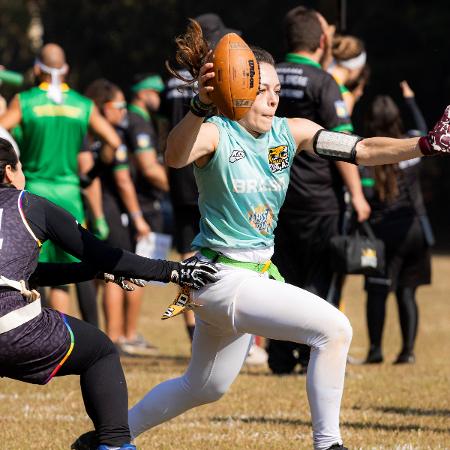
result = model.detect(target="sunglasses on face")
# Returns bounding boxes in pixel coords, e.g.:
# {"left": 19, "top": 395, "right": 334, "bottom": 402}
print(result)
{"left": 105, "top": 101, "right": 127, "bottom": 110}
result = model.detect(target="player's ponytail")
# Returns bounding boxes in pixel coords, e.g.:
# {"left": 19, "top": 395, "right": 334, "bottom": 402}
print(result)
{"left": 0, "top": 138, "right": 19, "bottom": 183}
{"left": 166, "top": 19, "right": 210, "bottom": 84}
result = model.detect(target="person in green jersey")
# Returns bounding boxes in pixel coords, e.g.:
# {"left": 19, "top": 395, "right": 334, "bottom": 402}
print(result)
{"left": 126, "top": 21, "right": 450, "bottom": 450}
{"left": 0, "top": 43, "right": 122, "bottom": 324}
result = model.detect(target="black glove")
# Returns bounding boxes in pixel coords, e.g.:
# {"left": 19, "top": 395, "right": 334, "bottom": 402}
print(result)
{"left": 170, "top": 256, "right": 219, "bottom": 289}
{"left": 102, "top": 273, "right": 147, "bottom": 291}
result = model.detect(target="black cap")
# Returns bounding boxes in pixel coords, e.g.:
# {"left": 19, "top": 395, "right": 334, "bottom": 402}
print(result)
{"left": 195, "top": 13, "right": 242, "bottom": 48}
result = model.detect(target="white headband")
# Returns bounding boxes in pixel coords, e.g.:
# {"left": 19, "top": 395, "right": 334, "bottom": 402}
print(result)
{"left": 338, "top": 51, "right": 367, "bottom": 70}
{"left": 36, "top": 59, "right": 68, "bottom": 104}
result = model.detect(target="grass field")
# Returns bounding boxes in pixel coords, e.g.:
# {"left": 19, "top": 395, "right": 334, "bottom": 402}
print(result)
{"left": 1, "top": 256, "right": 449, "bottom": 449}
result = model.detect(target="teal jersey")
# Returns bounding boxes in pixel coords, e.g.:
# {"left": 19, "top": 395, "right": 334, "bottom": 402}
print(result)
{"left": 192, "top": 116, "right": 297, "bottom": 250}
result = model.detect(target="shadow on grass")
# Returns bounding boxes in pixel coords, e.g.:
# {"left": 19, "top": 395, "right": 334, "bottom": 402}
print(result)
{"left": 372, "top": 406, "right": 450, "bottom": 417}
{"left": 211, "top": 416, "right": 449, "bottom": 433}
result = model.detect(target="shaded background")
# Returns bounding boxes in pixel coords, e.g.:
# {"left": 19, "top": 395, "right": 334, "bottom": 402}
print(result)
{"left": 1, "top": 0, "right": 449, "bottom": 248}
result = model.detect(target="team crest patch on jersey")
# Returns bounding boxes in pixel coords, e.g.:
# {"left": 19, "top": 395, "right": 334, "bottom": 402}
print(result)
{"left": 115, "top": 145, "right": 127, "bottom": 163}
{"left": 268, "top": 145, "right": 289, "bottom": 173}
{"left": 229, "top": 149, "right": 246, "bottom": 163}
{"left": 248, "top": 204, "right": 274, "bottom": 235}
{"left": 334, "top": 100, "right": 349, "bottom": 119}
{"left": 137, "top": 133, "right": 150, "bottom": 149}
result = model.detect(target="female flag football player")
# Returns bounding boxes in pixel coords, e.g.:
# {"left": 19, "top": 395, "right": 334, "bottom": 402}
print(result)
{"left": 0, "top": 137, "right": 218, "bottom": 450}
{"left": 127, "top": 22, "right": 450, "bottom": 450}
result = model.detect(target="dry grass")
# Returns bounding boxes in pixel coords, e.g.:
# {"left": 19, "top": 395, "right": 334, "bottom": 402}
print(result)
{"left": 1, "top": 256, "right": 449, "bottom": 449}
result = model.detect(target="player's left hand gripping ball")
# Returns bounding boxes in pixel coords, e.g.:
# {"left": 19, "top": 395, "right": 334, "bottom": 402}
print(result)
{"left": 419, "top": 105, "right": 450, "bottom": 155}
{"left": 170, "top": 256, "right": 219, "bottom": 289}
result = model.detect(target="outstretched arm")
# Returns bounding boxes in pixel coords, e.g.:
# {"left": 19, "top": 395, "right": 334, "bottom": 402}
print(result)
{"left": 22, "top": 192, "right": 218, "bottom": 288}
{"left": 288, "top": 105, "right": 450, "bottom": 166}
{"left": 355, "top": 137, "right": 421, "bottom": 166}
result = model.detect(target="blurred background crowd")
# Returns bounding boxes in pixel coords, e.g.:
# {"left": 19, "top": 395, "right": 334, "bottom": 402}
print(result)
{"left": 0, "top": 0, "right": 449, "bottom": 370}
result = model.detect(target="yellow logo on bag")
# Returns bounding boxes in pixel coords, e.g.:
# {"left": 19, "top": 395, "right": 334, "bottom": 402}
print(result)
{"left": 361, "top": 248, "right": 377, "bottom": 268}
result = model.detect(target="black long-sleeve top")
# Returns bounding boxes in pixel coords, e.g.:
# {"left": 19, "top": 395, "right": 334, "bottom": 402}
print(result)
{"left": 19, "top": 190, "right": 178, "bottom": 286}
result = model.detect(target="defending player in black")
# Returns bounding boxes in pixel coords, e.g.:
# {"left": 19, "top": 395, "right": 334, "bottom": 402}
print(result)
{"left": 0, "top": 138, "right": 218, "bottom": 450}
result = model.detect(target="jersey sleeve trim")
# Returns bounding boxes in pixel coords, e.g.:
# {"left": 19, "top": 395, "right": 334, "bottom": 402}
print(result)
{"left": 113, "top": 164, "right": 129, "bottom": 172}
{"left": 331, "top": 123, "right": 354, "bottom": 133}
{"left": 18, "top": 190, "right": 42, "bottom": 247}
{"left": 134, "top": 147, "right": 155, "bottom": 154}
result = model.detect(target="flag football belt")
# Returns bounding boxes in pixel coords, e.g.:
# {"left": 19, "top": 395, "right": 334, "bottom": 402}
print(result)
{"left": 161, "top": 248, "right": 285, "bottom": 321}
{"left": 200, "top": 248, "right": 285, "bottom": 282}
{"left": 0, "top": 275, "right": 42, "bottom": 334}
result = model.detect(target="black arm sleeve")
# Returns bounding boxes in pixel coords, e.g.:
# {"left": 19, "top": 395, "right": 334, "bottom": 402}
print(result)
{"left": 22, "top": 192, "right": 179, "bottom": 282}
{"left": 404, "top": 97, "right": 427, "bottom": 135}
{"left": 29, "top": 262, "right": 99, "bottom": 288}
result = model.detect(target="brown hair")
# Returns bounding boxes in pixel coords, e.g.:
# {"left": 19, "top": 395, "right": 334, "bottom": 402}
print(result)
{"left": 0, "top": 138, "right": 19, "bottom": 184}
{"left": 283, "top": 6, "right": 323, "bottom": 53}
{"left": 167, "top": 20, "right": 275, "bottom": 84}
{"left": 365, "top": 95, "right": 404, "bottom": 202}
{"left": 250, "top": 46, "right": 275, "bottom": 66}
{"left": 84, "top": 78, "right": 121, "bottom": 111}
{"left": 332, "top": 35, "right": 364, "bottom": 61}
{"left": 166, "top": 19, "right": 211, "bottom": 84}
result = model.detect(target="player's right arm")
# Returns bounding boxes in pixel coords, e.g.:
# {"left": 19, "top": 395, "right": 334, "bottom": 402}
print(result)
{"left": 88, "top": 105, "right": 121, "bottom": 164}
{"left": 0, "top": 95, "right": 22, "bottom": 129}
{"left": 165, "top": 62, "right": 219, "bottom": 168}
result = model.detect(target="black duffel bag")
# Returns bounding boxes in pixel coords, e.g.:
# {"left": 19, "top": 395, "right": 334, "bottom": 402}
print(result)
{"left": 329, "top": 221, "right": 385, "bottom": 276}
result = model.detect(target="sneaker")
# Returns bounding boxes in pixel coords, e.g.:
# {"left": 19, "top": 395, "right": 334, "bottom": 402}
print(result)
{"left": 364, "top": 346, "right": 383, "bottom": 364}
{"left": 245, "top": 344, "right": 268, "bottom": 366}
{"left": 71, "top": 431, "right": 97, "bottom": 450}
{"left": 326, "top": 444, "right": 348, "bottom": 450}
{"left": 97, "top": 445, "right": 136, "bottom": 450}
{"left": 119, "top": 334, "right": 159, "bottom": 357}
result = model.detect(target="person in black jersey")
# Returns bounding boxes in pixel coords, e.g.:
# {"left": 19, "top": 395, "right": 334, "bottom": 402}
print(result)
{"left": 127, "top": 74, "right": 169, "bottom": 233}
{"left": 83, "top": 79, "right": 161, "bottom": 357}
{"left": 361, "top": 84, "right": 432, "bottom": 365}
{"left": 0, "top": 138, "right": 218, "bottom": 449}
{"left": 267, "top": 6, "right": 371, "bottom": 374}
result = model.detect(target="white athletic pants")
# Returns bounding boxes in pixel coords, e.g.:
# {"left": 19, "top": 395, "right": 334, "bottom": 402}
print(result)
{"left": 129, "top": 264, "right": 352, "bottom": 450}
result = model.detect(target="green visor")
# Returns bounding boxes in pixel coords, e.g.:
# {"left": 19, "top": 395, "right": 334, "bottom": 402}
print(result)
{"left": 132, "top": 75, "right": 164, "bottom": 93}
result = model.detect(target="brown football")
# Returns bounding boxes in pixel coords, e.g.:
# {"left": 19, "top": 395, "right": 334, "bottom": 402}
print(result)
{"left": 208, "top": 33, "right": 260, "bottom": 121}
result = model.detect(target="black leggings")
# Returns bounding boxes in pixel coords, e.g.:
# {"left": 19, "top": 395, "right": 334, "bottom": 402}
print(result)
{"left": 367, "top": 286, "right": 418, "bottom": 355}
{"left": 75, "top": 280, "right": 99, "bottom": 327}
{"left": 56, "top": 315, "right": 130, "bottom": 447}
{"left": 39, "top": 282, "right": 99, "bottom": 327}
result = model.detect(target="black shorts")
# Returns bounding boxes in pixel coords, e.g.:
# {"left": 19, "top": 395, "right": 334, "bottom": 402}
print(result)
{"left": 172, "top": 205, "right": 200, "bottom": 255}
{"left": 143, "top": 205, "right": 164, "bottom": 234}
{"left": 273, "top": 213, "right": 340, "bottom": 299}
{"left": 365, "top": 215, "right": 431, "bottom": 293}
{"left": 0, "top": 292, "right": 71, "bottom": 385}
{"left": 103, "top": 194, "right": 133, "bottom": 252}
